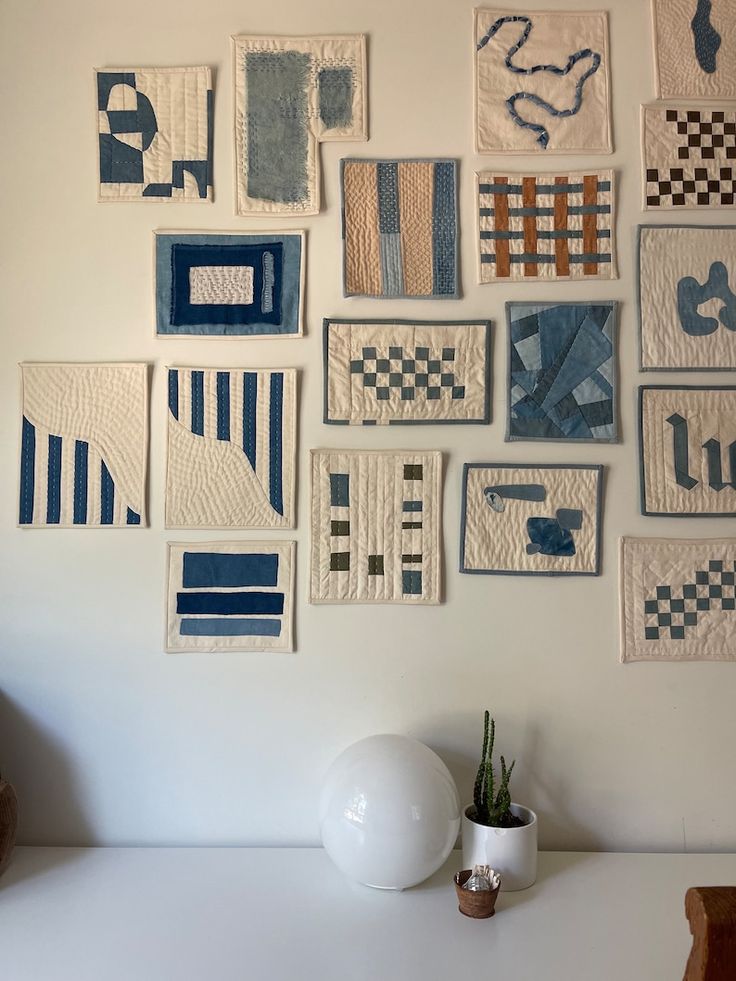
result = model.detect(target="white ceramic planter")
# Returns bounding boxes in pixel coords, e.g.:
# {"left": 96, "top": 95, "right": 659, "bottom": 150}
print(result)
{"left": 461, "top": 803, "right": 538, "bottom": 891}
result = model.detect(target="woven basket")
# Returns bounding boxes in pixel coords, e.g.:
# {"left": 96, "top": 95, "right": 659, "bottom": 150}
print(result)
{"left": 454, "top": 869, "right": 501, "bottom": 918}
{"left": 0, "top": 780, "right": 18, "bottom": 878}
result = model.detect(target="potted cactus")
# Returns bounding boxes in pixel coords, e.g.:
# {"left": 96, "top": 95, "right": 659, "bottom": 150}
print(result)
{"left": 461, "top": 712, "right": 537, "bottom": 891}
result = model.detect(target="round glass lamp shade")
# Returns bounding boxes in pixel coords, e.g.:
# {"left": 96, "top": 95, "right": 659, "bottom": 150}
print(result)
{"left": 319, "top": 734, "right": 461, "bottom": 890}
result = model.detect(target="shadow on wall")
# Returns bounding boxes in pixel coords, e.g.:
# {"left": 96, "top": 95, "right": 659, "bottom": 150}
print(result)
{"left": 0, "top": 689, "right": 95, "bottom": 848}
{"left": 415, "top": 711, "right": 606, "bottom": 853}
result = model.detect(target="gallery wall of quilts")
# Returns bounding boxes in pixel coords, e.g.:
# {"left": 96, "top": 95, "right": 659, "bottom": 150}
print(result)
{"left": 3, "top": 0, "right": 736, "bottom": 853}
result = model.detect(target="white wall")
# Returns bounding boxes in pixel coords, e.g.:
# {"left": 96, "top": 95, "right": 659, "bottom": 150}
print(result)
{"left": 1, "top": 0, "right": 735, "bottom": 852}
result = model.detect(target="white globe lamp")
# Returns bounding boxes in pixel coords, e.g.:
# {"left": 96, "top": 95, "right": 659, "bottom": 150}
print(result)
{"left": 319, "top": 734, "right": 461, "bottom": 890}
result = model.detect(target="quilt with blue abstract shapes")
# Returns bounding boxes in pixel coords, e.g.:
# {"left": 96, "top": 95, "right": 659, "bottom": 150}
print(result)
{"left": 166, "top": 366, "right": 296, "bottom": 529}
{"left": 638, "top": 225, "right": 736, "bottom": 369}
{"left": 19, "top": 363, "right": 147, "bottom": 528}
{"left": 620, "top": 537, "right": 736, "bottom": 662}
{"left": 167, "top": 541, "right": 294, "bottom": 653}
{"left": 155, "top": 232, "right": 304, "bottom": 336}
{"left": 233, "top": 35, "right": 367, "bottom": 216}
{"left": 652, "top": 0, "right": 736, "bottom": 100}
{"left": 96, "top": 67, "right": 212, "bottom": 201}
{"left": 460, "top": 463, "right": 602, "bottom": 575}
{"left": 507, "top": 301, "right": 617, "bottom": 442}
{"left": 310, "top": 449, "right": 442, "bottom": 604}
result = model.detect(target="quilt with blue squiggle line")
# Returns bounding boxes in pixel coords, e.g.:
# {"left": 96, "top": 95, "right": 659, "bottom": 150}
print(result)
{"left": 475, "top": 9, "right": 612, "bottom": 153}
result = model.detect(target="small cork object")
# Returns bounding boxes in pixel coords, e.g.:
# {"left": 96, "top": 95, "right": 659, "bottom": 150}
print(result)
{"left": 454, "top": 868, "right": 501, "bottom": 919}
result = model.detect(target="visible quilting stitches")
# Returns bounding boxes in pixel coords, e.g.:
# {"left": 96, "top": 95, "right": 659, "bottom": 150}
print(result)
{"left": 310, "top": 450, "right": 442, "bottom": 604}
{"left": 620, "top": 538, "right": 736, "bottom": 662}
{"left": 353, "top": 347, "right": 464, "bottom": 401}
{"left": 644, "top": 106, "right": 736, "bottom": 208}
{"left": 166, "top": 367, "right": 296, "bottom": 529}
{"left": 478, "top": 171, "right": 615, "bottom": 283}
{"left": 166, "top": 541, "right": 295, "bottom": 653}
{"left": 189, "top": 266, "right": 254, "bottom": 305}
{"left": 155, "top": 232, "right": 304, "bottom": 337}
{"left": 507, "top": 302, "right": 616, "bottom": 442}
{"left": 96, "top": 67, "right": 212, "bottom": 202}
{"left": 342, "top": 159, "right": 458, "bottom": 298}
{"left": 19, "top": 364, "right": 147, "bottom": 528}
{"left": 460, "top": 463, "right": 602, "bottom": 575}
{"left": 234, "top": 35, "right": 367, "bottom": 215}
{"left": 639, "top": 385, "right": 736, "bottom": 516}
{"left": 692, "top": 0, "right": 721, "bottom": 73}
{"left": 323, "top": 319, "right": 491, "bottom": 426}
{"left": 644, "top": 560, "right": 735, "bottom": 640}
{"left": 638, "top": 225, "right": 736, "bottom": 370}
{"left": 476, "top": 15, "right": 601, "bottom": 149}
{"left": 678, "top": 262, "right": 736, "bottom": 335}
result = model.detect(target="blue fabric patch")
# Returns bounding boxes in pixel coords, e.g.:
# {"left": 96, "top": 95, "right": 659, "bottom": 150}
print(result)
{"left": 168, "top": 368, "right": 179, "bottom": 420}
{"left": 216, "top": 372, "right": 230, "bottom": 442}
{"left": 678, "top": 261, "right": 736, "bottom": 336}
{"left": 177, "top": 591, "right": 285, "bottom": 615}
{"left": 190, "top": 371, "right": 204, "bottom": 436}
{"left": 526, "top": 516, "right": 576, "bottom": 556}
{"left": 245, "top": 50, "right": 310, "bottom": 204}
{"left": 73, "top": 440, "right": 88, "bottom": 525}
{"left": 243, "top": 372, "right": 258, "bottom": 469}
{"left": 330, "top": 473, "right": 350, "bottom": 507}
{"left": 269, "top": 372, "right": 284, "bottom": 516}
{"left": 508, "top": 301, "right": 616, "bottom": 442}
{"left": 19, "top": 416, "right": 35, "bottom": 524}
{"left": 46, "top": 435, "right": 62, "bottom": 524}
{"left": 183, "top": 552, "right": 279, "bottom": 588}
{"left": 170, "top": 243, "right": 283, "bottom": 327}
{"left": 692, "top": 0, "right": 721, "bottom": 73}
{"left": 318, "top": 67, "right": 354, "bottom": 128}
{"left": 100, "top": 460, "right": 114, "bottom": 525}
{"left": 179, "top": 618, "right": 282, "bottom": 638}
{"left": 402, "top": 570, "right": 423, "bottom": 594}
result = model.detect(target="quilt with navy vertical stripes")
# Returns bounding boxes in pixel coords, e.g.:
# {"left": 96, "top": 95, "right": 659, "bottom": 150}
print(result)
{"left": 166, "top": 366, "right": 296, "bottom": 528}
{"left": 19, "top": 363, "right": 147, "bottom": 528}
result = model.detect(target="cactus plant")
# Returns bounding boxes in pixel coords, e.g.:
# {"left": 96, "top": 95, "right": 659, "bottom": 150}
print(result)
{"left": 471, "top": 711, "right": 524, "bottom": 828}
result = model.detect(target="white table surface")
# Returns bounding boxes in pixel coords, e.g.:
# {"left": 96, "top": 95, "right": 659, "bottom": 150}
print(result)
{"left": 1, "top": 847, "right": 734, "bottom": 980}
